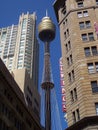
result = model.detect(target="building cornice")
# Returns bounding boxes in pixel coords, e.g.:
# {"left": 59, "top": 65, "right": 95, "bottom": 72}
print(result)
{"left": 53, "top": 0, "right": 66, "bottom": 22}
{"left": 54, "top": 4, "right": 98, "bottom": 25}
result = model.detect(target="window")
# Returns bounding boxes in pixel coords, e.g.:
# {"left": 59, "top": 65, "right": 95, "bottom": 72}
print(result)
{"left": 77, "top": 10, "right": 88, "bottom": 18}
{"left": 68, "top": 70, "right": 75, "bottom": 83}
{"left": 67, "top": 29, "right": 69, "bottom": 36}
{"left": 68, "top": 41, "right": 71, "bottom": 49}
{"left": 26, "top": 95, "right": 32, "bottom": 106}
{"left": 70, "top": 88, "right": 77, "bottom": 102}
{"left": 82, "top": 34, "right": 87, "bottom": 41}
{"left": 91, "top": 46, "right": 97, "bottom": 55}
{"left": 84, "top": 46, "right": 98, "bottom": 57}
{"left": 96, "top": 0, "right": 98, "bottom": 5}
{"left": 64, "top": 32, "right": 67, "bottom": 39}
{"left": 70, "top": 54, "right": 73, "bottom": 64}
{"left": 82, "top": 33, "right": 94, "bottom": 42}
{"left": 77, "top": 1, "right": 83, "bottom": 8}
{"left": 72, "top": 111, "right": 76, "bottom": 123}
{"left": 69, "top": 73, "right": 71, "bottom": 82}
{"left": 76, "top": 109, "right": 80, "bottom": 121}
{"left": 70, "top": 91, "right": 74, "bottom": 102}
{"left": 87, "top": 63, "right": 95, "bottom": 73}
{"left": 61, "top": 3, "right": 66, "bottom": 15}
{"left": 77, "top": 12, "right": 83, "bottom": 18}
{"left": 27, "top": 86, "right": 32, "bottom": 97}
{"left": 67, "top": 54, "right": 73, "bottom": 66}
{"left": 64, "top": 29, "right": 69, "bottom": 39}
{"left": 95, "top": 62, "right": 98, "bottom": 72}
{"left": 72, "top": 70, "right": 75, "bottom": 81}
{"left": 85, "top": 21, "right": 91, "bottom": 28}
{"left": 63, "top": 21, "right": 65, "bottom": 28}
{"left": 91, "top": 81, "right": 98, "bottom": 93}
{"left": 79, "top": 22, "right": 85, "bottom": 29}
{"left": 74, "top": 88, "right": 77, "bottom": 100}
{"left": 65, "top": 41, "right": 71, "bottom": 53}
{"left": 88, "top": 33, "right": 94, "bottom": 41}
{"left": 95, "top": 103, "right": 98, "bottom": 115}
{"left": 1, "top": 32, "right": 6, "bottom": 41}
{"left": 84, "top": 47, "right": 91, "bottom": 56}
{"left": 87, "top": 62, "right": 98, "bottom": 73}
{"left": 72, "top": 109, "right": 80, "bottom": 123}
{"left": 67, "top": 57, "right": 70, "bottom": 65}
{"left": 83, "top": 11, "right": 88, "bottom": 17}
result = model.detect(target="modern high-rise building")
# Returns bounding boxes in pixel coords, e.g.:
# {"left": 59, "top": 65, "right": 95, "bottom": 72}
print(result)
{"left": 0, "top": 12, "right": 39, "bottom": 89}
{"left": 54, "top": 0, "right": 98, "bottom": 129}
{"left": 0, "top": 12, "right": 40, "bottom": 120}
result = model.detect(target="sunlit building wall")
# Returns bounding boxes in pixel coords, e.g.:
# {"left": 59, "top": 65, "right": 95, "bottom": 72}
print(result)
{"left": 54, "top": 0, "right": 98, "bottom": 129}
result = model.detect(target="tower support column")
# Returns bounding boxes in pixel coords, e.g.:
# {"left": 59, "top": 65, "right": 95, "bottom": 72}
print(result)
{"left": 45, "top": 87, "right": 51, "bottom": 130}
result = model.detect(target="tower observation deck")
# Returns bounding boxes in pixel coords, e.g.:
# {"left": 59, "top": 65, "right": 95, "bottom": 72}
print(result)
{"left": 38, "top": 15, "right": 56, "bottom": 130}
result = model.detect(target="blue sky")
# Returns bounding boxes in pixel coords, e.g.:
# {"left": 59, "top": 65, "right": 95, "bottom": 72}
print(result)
{"left": 0, "top": 0, "right": 67, "bottom": 129}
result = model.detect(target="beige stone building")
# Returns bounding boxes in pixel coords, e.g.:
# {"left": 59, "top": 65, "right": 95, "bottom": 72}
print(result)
{"left": 54, "top": 0, "right": 98, "bottom": 129}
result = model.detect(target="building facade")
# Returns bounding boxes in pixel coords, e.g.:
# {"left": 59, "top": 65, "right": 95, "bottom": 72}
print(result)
{"left": 54, "top": 0, "right": 98, "bottom": 129}
{"left": 0, "top": 58, "right": 42, "bottom": 130}
{"left": 0, "top": 12, "right": 39, "bottom": 89}
{"left": 0, "top": 12, "right": 40, "bottom": 120}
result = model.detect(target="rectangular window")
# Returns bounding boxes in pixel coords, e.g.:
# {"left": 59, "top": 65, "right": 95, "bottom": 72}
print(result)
{"left": 68, "top": 73, "right": 71, "bottom": 82}
{"left": 1, "top": 32, "right": 6, "bottom": 41}
{"left": 67, "top": 57, "right": 70, "bottom": 65}
{"left": 68, "top": 41, "right": 71, "bottom": 49}
{"left": 79, "top": 22, "right": 85, "bottom": 29}
{"left": 74, "top": 88, "right": 77, "bottom": 100}
{"left": 77, "top": 12, "right": 83, "bottom": 18}
{"left": 87, "top": 63, "right": 95, "bottom": 73}
{"left": 72, "top": 111, "right": 76, "bottom": 123}
{"left": 96, "top": 0, "right": 98, "bottom": 5}
{"left": 72, "top": 70, "right": 75, "bottom": 81}
{"left": 61, "top": 4, "right": 66, "bottom": 15}
{"left": 77, "top": 2, "right": 83, "bottom": 7}
{"left": 62, "top": 7, "right": 66, "bottom": 15}
{"left": 70, "top": 88, "right": 77, "bottom": 102}
{"left": 83, "top": 11, "right": 88, "bottom": 17}
{"left": 85, "top": 21, "right": 91, "bottom": 28}
{"left": 91, "top": 81, "right": 98, "bottom": 93}
{"left": 82, "top": 34, "right": 87, "bottom": 41}
{"left": 76, "top": 109, "right": 80, "bottom": 121}
{"left": 91, "top": 46, "right": 97, "bottom": 55}
{"left": 67, "top": 29, "right": 69, "bottom": 36}
{"left": 95, "top": 62, "right": 98, "bottom": 72}
{"left": 70, "top": 54, "right": 73, "bottom": 64}
{"left": 95, "top": 103, "right": 98, "bottom": 115}
{"left": 84, "top": 47, "right": 91, "bottom": 56}
{"left": 70, "top": 91, "right": 74, "bottom": 102}
{"left": 64, "top": 32, "right": 67, "bottom": 39}
{"left": 88, "top": 33, "right": 94, "bottom": 41}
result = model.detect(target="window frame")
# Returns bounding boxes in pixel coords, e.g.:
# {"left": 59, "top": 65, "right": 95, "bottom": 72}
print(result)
{"left": 82, "top": 33, "right": 88, "bottom": 41}
{"left": 91, "top": 81, "right": 98, "bottom": 93}
{"left": 87, "top": 63, "right": 95, "bottom": 74}
{"left": 77, "top": 1, "right": 84, "bottom": 8}
{"left": 95, "top": 103, "right": 98, "bottom": 115}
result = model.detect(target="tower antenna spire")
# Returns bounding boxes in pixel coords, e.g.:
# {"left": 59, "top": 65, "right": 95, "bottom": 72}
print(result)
{"left": 46, "top": 9, "right": 48, "bottom": 17}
